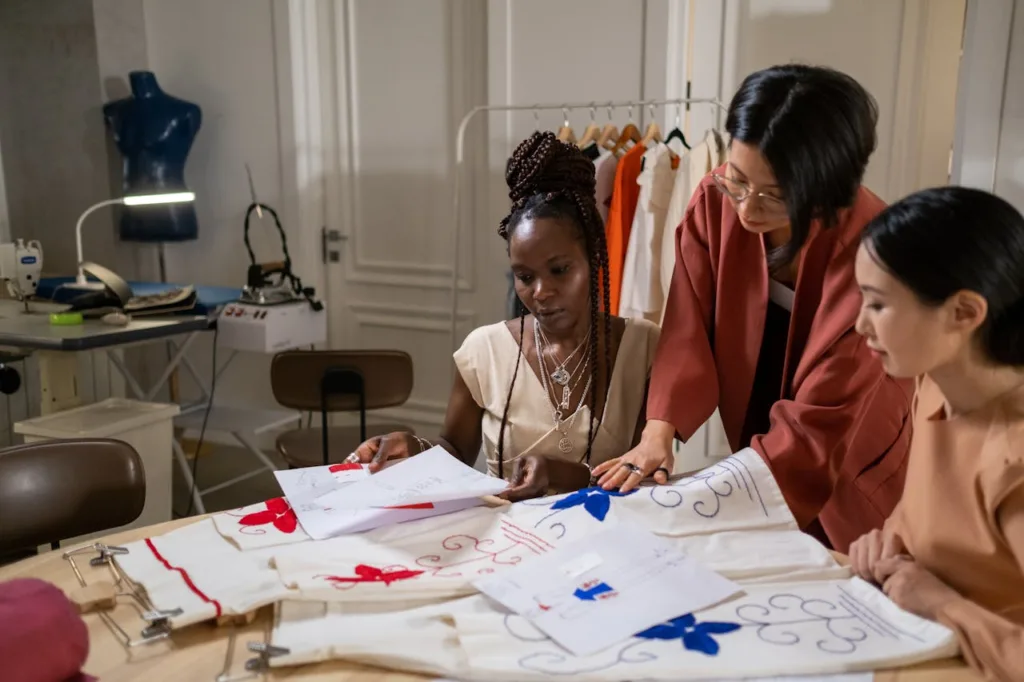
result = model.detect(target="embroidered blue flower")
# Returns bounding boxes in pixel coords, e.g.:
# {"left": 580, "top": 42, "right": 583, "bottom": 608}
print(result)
{"left": 636, "top": 613, "right": 740, "bottom": 656}
{"left": 549, "top": 486, "right": 636, "bottom": 521}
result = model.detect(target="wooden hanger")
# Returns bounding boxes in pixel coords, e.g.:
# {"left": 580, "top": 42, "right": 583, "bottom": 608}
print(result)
{"left": 556, "top": 108, "right": 576, "bottom": 144}
{"left": 576, "top": 105, "right": 602, "bottom": 149}
{"left": 612, "top": 106, "right": 642, "bottom": 156}
{"left": 641, "top": 103, "right": 662, "bottom": 146}
{"left": 578, "top": 122, "right": 602, "bottom": 148}
{"left": 598, "top": 122, "right": 620, "bottom": 151}
{"left": 596, "top": 105, "right": 619, "bottom": 150}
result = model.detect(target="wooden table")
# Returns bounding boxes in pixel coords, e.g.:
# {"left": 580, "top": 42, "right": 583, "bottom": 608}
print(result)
{"left": 0, "top": 518, "right": 980, "bottom": 682}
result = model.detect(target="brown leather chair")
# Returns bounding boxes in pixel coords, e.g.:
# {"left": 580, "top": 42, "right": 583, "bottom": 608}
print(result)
{"left": 0, "top": 439, "right": 146, "bottom": 558}
{"left": 270, "top": 350, "right": 416, "bottom": 468}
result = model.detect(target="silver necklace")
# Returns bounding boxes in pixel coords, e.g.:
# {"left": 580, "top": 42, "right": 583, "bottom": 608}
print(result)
{"left": 538, "top": 326, "right": 590, "bottom": 386}
{"left": 534, "top": 320, "right": 592, "bottom": 454}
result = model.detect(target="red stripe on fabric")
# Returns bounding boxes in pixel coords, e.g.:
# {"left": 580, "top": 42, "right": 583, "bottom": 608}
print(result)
{"left": 144, "top": 537, "right": 223, "bottom": 618}
{"left": 500, "top": 519, "right": 556, "bottom": 550}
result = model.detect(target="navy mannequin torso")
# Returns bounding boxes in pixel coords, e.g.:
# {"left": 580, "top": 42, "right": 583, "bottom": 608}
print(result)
{"left": 103, "top": 71, "right": 202, "bottom": 242}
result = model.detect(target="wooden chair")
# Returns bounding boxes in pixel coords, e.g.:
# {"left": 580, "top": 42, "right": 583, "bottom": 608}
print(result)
{"left": 0, "top": 439, "right": 145, "bottom": 561}
{"left": 270, "top": 350, "right": 416, "bottom": 468}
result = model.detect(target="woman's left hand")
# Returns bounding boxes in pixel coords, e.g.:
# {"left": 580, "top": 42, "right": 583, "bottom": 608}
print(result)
{"left": 499, "top": 455, "right": 550, "bottom": 502}
{"left": 876, "top": 556, "right": 961, "bottom": 620}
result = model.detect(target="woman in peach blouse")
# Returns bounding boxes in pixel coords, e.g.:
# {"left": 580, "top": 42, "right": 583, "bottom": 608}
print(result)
{"left": 850, "top": 187, "right": 1024, "bottom": 680}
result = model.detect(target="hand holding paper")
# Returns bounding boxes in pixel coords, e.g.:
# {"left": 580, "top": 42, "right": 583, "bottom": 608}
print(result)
{"left": 315, "top": 446, "right": 508, "bottom": 509}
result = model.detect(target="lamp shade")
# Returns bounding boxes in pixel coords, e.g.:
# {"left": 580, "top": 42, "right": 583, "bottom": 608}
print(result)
{"left": 122, "top": 191, "right": 195, "bottom": 206}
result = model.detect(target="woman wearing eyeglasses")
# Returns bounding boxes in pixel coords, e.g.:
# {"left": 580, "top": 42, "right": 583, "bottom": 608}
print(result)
{"left": 593, "top": 64, "right": 913, "bottom": 553}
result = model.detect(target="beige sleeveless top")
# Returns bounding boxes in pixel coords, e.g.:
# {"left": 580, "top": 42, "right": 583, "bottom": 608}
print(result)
{"left": 453, "top": 318, "right": 660, "bottom": 479}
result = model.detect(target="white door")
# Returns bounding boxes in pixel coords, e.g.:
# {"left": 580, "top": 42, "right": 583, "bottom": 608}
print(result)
{"left": 284, "top": 0, "right": 495, "bottom": 436}
{"left": 284, "top": 0, "right": 662, "bottom": 439}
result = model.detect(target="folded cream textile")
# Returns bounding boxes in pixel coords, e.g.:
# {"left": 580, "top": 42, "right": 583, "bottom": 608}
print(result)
{"left": 271, "top": 516, "right": 846, "bottom": 605}
{"left": 504, "top": 448, "right": 796, "bottom": 541}
{"left": 268, "top": 579, "right": 957, "bottom": 680}
{"left": 271, "top": 506, "right": 561, "bottom": 603}
{"left": 211, "top": 497, "right": 312, "bottom": 551}
{"left": 115, "top": 519, "right": 294, "bottom": 628}
{"left": 118, "top": 451, "right": 828, "bottom": 628}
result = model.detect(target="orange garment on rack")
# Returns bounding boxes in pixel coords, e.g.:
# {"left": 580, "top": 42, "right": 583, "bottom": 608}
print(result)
{"left": 604, "top": 144, "right": 645, "bottom": 315}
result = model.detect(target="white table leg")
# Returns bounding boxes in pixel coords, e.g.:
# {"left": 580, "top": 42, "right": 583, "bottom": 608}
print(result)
{"left": 172, "top": 437, "right": 206, "bottom": 515}
{"left": 37, "top": 351, "right": 80, "bottom": 415}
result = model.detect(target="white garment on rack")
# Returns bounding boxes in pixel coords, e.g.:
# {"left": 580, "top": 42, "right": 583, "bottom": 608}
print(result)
{"left": 659, "top": 130, "right": 728, "bottom": 324}
{"left": 660, "top": 131, "right": 729, "bottom": 472}
{"left": 619, "top": 143, "right": 675, "bottom": 322}
{"left": 594, "top": 149, "right": 618, "bottom": 225}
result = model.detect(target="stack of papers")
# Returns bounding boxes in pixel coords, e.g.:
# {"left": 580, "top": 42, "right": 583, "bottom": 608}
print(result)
{"left": 273, "top": 447, "right": 508, "bottom": 540}
{"left": 474, "top": 524, "right": 742, "bottom": 656}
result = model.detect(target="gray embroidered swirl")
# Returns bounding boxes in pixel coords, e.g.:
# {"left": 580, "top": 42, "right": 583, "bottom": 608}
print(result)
{"left": 734, "top": 593, "right": 871, "bottom": 654}
{"left": 648, "top": 457, "right": 769, "bottom": 519}
{"left": 503, "top": 614, "right": 659, "bottom": 674}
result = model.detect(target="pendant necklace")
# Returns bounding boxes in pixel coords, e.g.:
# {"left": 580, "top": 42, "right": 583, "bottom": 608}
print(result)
{"left": 539, "top": 325, "right": 590, "bottom": 387}
{"left": 534, "top": 320, "right": 592, "bottom": 454}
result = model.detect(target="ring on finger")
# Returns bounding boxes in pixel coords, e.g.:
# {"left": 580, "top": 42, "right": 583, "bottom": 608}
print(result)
{"left": 654, "top": 466, "right": 670, "bottom": 477}
{"left": 620, "top": 462, "right": 642, "bottom": 476}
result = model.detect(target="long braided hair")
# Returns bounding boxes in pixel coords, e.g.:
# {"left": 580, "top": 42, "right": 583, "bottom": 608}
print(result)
{"left": 495, "top": 131, "right": 612, "bottom": 478}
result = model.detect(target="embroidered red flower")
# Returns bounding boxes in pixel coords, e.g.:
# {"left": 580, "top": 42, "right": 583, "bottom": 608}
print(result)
{"left": 329, "top": 462, "right": 362, "bottom": 473}
{"left": 322, "top": 564, "right": 423, "bottom": 586}
{"left": 238, "top": 497, "right": 298, "bottom": 534}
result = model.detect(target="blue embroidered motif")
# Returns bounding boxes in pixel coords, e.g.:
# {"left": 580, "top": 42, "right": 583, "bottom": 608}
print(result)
{"left": 573, "top": 580, "right": 615, "bottom": 601}
{"left": 636, "top": 613, "right": 740, "bottom": 656}
{"left": 549, "top": 486, "right": 636, "bottom": 522}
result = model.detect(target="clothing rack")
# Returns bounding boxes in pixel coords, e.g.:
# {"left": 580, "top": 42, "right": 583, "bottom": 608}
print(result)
{"left": 449, "top": 96, "right": 729, "bottom": 357}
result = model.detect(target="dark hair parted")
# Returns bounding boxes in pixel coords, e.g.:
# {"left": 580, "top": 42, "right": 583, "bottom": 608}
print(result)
{"left": 496, "top": 131, "right": 612, "bottom": 478}
{"left": 726, "top": 64, "right": 879, "bottom": 270}
{"left": 863, "top": 186, "right": 1024, "bottom": 366}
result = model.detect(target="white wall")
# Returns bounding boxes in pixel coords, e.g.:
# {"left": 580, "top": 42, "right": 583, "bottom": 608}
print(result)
{"left": 995, "top": 2, "right": 1024, "bottom": 210}
{"left": 719, "top": 0, "right": 965, "bottom": 202}
{"left": 140, "top": 0, "right": 293, "bottom": 422}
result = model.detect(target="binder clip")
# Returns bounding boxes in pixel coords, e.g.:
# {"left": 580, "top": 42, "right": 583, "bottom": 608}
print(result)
{"left": 214, "top": 615, "right": 289, "bottom": 682}
{"left": 62, "top": 543, "right": 182, "bottom": 649}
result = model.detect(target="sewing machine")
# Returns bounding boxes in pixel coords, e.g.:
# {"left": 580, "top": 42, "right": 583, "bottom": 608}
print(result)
{"left": 0, "top": 239, "right": 42, "bottom": 305}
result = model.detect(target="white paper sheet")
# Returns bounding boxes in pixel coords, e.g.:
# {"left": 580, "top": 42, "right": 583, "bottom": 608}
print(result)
{"left": 474, "top": 524, "right": 741, "bottom": 657}
{"left": 315, "top": 447, "right": 508, "bottom": 509}
{"left": 274, "top": 462, "right": 368, "bottom": 504}
{"left": 274, "top": 462, "right": 482, "bottom": 540}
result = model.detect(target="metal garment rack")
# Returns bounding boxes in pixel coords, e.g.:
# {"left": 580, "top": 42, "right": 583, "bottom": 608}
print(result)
{"left": 448, "top": 96, "right": 728, "bottom": 357}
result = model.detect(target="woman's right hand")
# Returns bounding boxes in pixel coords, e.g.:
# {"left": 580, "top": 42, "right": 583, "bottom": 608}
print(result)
{"left": 351, "top": 431, "right": 421, "bottom": 473}
{"left": 591, "top": 420, "right": 676, "bottom": 493}
{"left": 849, "top": 528, "right": 909, "bottom": 584}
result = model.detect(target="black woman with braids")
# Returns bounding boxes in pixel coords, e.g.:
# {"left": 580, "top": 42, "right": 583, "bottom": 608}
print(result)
{"left": 351, "top": 131, "right": 660, "bottom": 501}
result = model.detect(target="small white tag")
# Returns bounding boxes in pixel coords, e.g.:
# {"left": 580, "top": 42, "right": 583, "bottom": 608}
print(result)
{"left": 559, "top": 552, "right": 602, "bottom": 579}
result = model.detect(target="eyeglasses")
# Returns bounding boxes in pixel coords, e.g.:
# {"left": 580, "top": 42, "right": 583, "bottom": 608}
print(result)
{"left": 710, "top": 173, "right": 788, "bottom": 217}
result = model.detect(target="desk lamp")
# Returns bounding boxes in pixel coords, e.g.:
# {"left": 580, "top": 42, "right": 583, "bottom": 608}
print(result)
{"left": 75, "top": 191, "right": 195, "bottom": 287}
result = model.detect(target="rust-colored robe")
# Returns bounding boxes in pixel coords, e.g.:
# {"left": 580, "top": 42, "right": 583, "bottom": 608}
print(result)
{"left": 648, "top": 171, "right": 913, "bottom": 552}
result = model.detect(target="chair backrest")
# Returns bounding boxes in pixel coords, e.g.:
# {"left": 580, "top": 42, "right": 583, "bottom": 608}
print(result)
{"left": 0, "top": 439, "right": 146, "bottom": 553}
{"left": 270, "top": 350, "right": 414, "bottom": 412}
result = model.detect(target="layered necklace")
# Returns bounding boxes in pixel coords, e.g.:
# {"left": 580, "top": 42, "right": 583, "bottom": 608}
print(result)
{"left": 533, "top": 320, "right": 592, "bottom": 455}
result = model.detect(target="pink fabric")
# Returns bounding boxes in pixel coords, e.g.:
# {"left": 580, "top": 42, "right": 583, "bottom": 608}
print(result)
{"left": 0, "top": 578, "right": 93, "bottom": 682}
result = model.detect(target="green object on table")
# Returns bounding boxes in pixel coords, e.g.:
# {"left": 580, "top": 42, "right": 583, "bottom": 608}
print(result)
{"left": 49, "top": 312, "right": 83, "bottom": 326}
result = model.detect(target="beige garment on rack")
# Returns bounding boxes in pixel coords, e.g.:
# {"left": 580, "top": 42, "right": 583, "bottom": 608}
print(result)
{"left": 659, "top": 130, "right": 727, "bottom": 321}
{"left": 594, "top": 149, "right": 618, "bottom": 225}
{"left": 619, "top": 143, "right": 677, "bottom": 322}
{"left": 659, "top": 130, "right": 729, "bottom": 472}
{"left": 453, "top": 318, "right": 660, "bottom": 478}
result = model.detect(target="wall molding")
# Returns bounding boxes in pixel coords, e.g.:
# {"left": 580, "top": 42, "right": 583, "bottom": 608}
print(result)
{"left": 319, "top": 0, "right": 480, "bottom": 288}
{"left": 950, "top": 0, "right": 1015, "bottom": 190}
{"left": 348, "top": 300, "right": 477, "bottom": 333}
